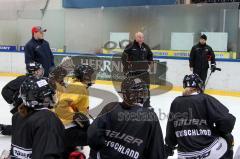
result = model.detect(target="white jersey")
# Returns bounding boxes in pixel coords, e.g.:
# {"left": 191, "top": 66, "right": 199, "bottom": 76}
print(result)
{"left": 178, "top": 137, "right": 227, "bottom": 159}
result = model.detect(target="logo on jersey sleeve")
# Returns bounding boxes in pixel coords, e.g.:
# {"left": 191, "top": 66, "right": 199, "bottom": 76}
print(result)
{"left": 12, "top": 144, "right": 32, "bottom": 159}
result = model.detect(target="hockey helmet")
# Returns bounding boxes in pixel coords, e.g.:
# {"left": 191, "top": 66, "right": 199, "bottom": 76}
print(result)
{"left": 73, "top": 65, "right": 95, "bottom": 87}
{"left": 49, "top": 66, "right": 67, "bottom": 84}
{"left": 121, "top": 77, "right": 149, "bottom": 105}
{"left": 26, "top": 62, "right": 44, "bottom": 77}
{"left": 20, "top": 77, "right": 56, "bottom": 109}
{"left": 183, "top": 74, "right": 204, "bottom": 92}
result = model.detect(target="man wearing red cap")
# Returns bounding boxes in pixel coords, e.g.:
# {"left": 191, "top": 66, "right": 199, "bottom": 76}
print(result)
{"left": 24, "top": 26, "right": 55, "bottom": 77}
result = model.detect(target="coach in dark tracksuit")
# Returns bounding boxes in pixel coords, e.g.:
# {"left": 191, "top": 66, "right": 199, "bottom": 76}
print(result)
{"left": 189, "top": 34, "right": 216, "bottom": 83}
{"left": 121, "top": 32, "right": 153, "bottom": 107}
{"left": 24, "top": 26, "right": 55, "bottom": 77}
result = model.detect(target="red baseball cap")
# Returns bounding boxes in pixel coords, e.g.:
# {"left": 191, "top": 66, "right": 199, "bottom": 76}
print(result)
{"left": 32, "top": 26, "right": 47, "bottom": 34}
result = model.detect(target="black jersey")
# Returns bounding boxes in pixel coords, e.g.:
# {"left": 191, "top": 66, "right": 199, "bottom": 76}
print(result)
{"left": 189, "top": 43, "right": 216, "bottom": 70}
{"left": 88, "top": 102, "right": 165, "bottom": 159}
{"left": 165, "top": 93, "right": 235, "bottom": 153}
{"left": 1, "top": 75, "right": 27, "bottom": 107}
{"left": 121, "top": 40, "right": 153, "bottom": 73}
{"left": 10, "top": 109, "right": 65, "bottom": 159}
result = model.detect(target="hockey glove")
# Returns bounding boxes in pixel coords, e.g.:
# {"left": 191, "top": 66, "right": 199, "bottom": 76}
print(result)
{"left": 73, "top": 112, "right": 90, "bottom": 129}
{"left": 164, "top": 144, "right": 175, "bottom": 158}
{"left": 0, "top": 124, "right": 12, "bottom": 136}
{"left": 69, "top": 151, "right": 86, "bottom": 159}
{"left": 211, "top": 64, "right": 217, "bottom": 73}
{"left": 221, "top": 134, "right": 234, "bottom": 159}
{"left": 224, "top": 133, "right": 234, "bottom": 152}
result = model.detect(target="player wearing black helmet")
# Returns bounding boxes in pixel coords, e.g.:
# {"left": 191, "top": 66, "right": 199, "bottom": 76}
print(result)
{"left": 88, "top": 77, "right": 165, "bottom": 159}
{"left": 10, "top": 77, "right": 64, "bottom": 159}
{"left": 54, "top": 64, "right": 95, "bottom": 158}
{"left": 26, "top": 61, "right": 44, "bottom": 77}
{"left": 0, "top": 62, "right": 44, "bottom": 136}
{"left": 73, "top": 64, "right": 95, "bottom": 87}
{"left": 165, "top": 74, "right": 235, "bottom": 159}
{"left": 2, "top": 62, "right": 44, "bottom": 108}
{"left": 48, "top": 66, "right": 68, "bottom": 89}
{"left": 121, "top": 77, "right": 149, "bottom": 106}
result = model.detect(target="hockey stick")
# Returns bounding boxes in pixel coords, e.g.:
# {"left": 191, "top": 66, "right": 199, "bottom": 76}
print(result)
{"left": 86, "top": 112, "right": 95, "bottom": 120}
{"left": 205, "top": 67, "right": 221, "bottom": 88}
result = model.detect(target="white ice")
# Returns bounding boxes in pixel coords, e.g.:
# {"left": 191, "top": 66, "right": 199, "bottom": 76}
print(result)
{"left": 0, "top": 76, "right": 239, "bottom": 159}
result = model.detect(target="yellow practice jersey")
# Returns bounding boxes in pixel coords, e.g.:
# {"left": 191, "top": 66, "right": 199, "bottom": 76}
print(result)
{"left": 54, "top": 79, "right": 89, "bottom": 126}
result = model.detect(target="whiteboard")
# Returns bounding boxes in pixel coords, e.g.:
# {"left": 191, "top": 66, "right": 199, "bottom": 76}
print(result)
{"left": 110, "top": 32, "right": 130, "bottom": 48}
{"left": 171, "top": 32, "right": 194, "bottom": 50}
{"left": 201, "top": 32, "right": 228, "bottom": 52}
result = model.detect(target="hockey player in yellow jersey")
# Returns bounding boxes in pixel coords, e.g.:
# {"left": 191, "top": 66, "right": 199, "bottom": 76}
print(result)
{"left": 54, "top": 64, "right": 95, "bottom": 158}
{"left": 54, "top": 77, "right": 89, "bottom": 125}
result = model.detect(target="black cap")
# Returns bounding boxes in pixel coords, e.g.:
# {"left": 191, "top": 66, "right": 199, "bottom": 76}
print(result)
{"left": 200, "top": 34, "right": 207, "bottom": 40}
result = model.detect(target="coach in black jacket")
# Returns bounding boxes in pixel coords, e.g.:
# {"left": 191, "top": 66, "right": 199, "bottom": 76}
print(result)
{"left": 121, "top": 32, "right": 153, "bottom": 74}
{"left": 121, "top": 32, "right": 153, "bottom": 107}
{"left": 24, "top": 26, "right": 55, "bottom": 77}
{"left": 189, "top": 34, "right": 216, "bottom": 83}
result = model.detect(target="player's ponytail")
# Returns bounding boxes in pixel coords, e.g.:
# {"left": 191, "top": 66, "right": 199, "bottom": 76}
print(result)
{"left": 18, "top": 103, "right": 33, "bottom": 118}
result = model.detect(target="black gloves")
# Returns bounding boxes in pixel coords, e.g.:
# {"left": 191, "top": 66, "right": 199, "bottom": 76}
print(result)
{"left": 211, "top": 64, "right": 217, "bottom": 73}
{"left": 224, "top": 134, "right": 234, "bottom": 150}
{"left": 0, "top": 124, "right": 12, "bottom": 136}
{"left": 164, "top": 144, "right": 175, "bottom": 158}
{"left": 73, "top": 112, "right": 90, "bottom": 130}
{"left": 221, "top": 134, "right": 234, "bottom": 159}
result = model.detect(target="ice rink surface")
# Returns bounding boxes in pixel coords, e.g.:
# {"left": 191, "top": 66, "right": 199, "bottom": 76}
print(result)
{"left": 0, "top": 76, "right": 239, "bottom": 158}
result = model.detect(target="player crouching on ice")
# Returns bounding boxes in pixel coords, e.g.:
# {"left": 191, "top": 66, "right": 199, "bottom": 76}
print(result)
{"left": 53, "top": 64, "right": 95, "bottom": 158}
{"left": 0, "top": 62, "right": 44, "bottom": 136}
{"left": 87, "top": 77, "right": 165, "bottom": 159}
{"left": 10, "top": 77, "right": 65, "bottom": 159}
{"left": 165, "top": 74, "right": 235, "bottom": 159}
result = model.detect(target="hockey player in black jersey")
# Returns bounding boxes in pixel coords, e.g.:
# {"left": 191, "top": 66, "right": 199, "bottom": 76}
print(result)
{"left": 10, "top": 77, "right": 65, "bottom": 159}
{"left": 1, "top": 62, "right": 44, "bottom": 113}
{"left": 165, "top": 74, "right": 235, "bottom": 159}
{"left": 87, "top": 77, "right": 165, "bottom": 159}
{"left": 0, "top": 62, "right": 44, "bottom": 136}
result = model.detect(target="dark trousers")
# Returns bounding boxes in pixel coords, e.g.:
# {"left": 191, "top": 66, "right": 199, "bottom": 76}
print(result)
{"left": 63, "top": 126, "right": 88, "bottom": 158}
{"left": 89, "top": 149, "right": 98, "bottom": 159}
{"left": 127, "top": 71, "right": 151, "bottom": 107}
{"left": 193, "top": 69, "right": 208, "bottom": 84}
